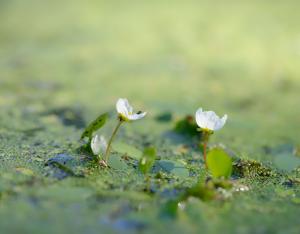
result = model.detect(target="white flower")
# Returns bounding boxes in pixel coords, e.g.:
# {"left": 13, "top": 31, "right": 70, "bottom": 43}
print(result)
{"left": 116, "top": 98, "right": 146, "bottom": 121}
{"left": 195, "top": 108, "right": 227, "bottom": 131}
{"left": 91, "top": 135, "right": 107, "bottom": 155}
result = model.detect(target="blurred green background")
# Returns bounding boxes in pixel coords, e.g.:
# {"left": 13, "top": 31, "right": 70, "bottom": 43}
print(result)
{"left": 0, "top": 1, "right": 300, "bottom": 233}
{"left": 1, "top": 0, "right": 300, "bottom": 153}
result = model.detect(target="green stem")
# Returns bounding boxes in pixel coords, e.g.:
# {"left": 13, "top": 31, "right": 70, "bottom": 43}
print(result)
{"left": 104, "top": 120, "right": 123, "bottom": 163}
{"left": 201, "top": 131, "right": 211, "bottom": 169}
{"left": 146, "top": 175, "right": 150, "bottom": 192}
{"left": 203, "top": 140, "right": 208, "bottom": 169}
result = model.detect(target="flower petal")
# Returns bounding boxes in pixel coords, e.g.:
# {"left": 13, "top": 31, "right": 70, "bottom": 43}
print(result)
{"left": 116, "top": 98, "right": 133, "bottom": 118}
{"left": 128, "top": 112, "right": 147, "bottom": 121}
{"left": 214, "top": 114, "right": 227, "bottom": 131}
{"left": 91, "top": 135, "right": 101, "bottom": 155}
{"left": 91, "top": 135, "right": 107, "bottom": 155}
{"left": 195, "top": 108, "right": 227, "bottom": 131}
{"left": 204, "top": 111, "right": 220, "bottom": 130}
{"left": 196, "top": 108, "right": 208, "bottom": 129}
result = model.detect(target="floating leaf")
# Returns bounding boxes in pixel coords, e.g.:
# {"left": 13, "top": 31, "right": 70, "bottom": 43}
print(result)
{"left": 46, "top": 153, "right": 75, "bottom": 165}
{"left": 274, "top": 153, "right": 300, "bottom": 172}
{"left": 80, "top": 113, "right": 108, "bottom": 140}
{"left": 271, "top": 144, "right": 295, "bottom": 155}
{"left": 157, "top": 160, "right": 189, "bottom": 178}
{"left": 268, "top": 144, "right": 300, "bottom": 172}
{"left": 45, "top": 161, "right": 76, "bottom": 179}
{"left": 108, "top": 155, "right": 129, "bottom": 170}
{"left": 45, "top": 154, "right": 82, "bottom": 179}
{"left": 139, "top": 147, "right": 156, "bottom": 175}
{"left": 207, "top": 148, "right": 232, "bottom": 179}
{"left": 113, "top": 142, "right": 143, "bottom": 160}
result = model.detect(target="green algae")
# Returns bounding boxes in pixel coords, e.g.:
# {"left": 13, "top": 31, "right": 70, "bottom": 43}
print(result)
{"left": 232, "top": 159, "right": 276, "bottom": 179}
{"left": 1, "top": 0, "right": 300, "bottom": 233}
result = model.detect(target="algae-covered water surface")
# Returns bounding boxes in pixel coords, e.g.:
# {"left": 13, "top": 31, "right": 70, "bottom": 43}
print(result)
{"left": 1, "top": 1, "right": 300, "bottom": 233}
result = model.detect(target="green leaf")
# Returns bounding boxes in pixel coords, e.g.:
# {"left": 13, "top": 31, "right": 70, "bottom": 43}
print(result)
{"left": 157, "top": 160, "right": 189, "bottom": 178}
{"left": 207, "top": 148, "right": 232, "bottom": 179}
{"left": 139, "top": 147, "right": 156, "bottom": 175}
{"left": 113, "top": 141, "right": 143, "bottom": 159}
{"left": 274, "top": 153, "right": 300, "bottom": 172}
{"left": 271, "top": 144, "right": 295, "bottom": 155}
{"left": 270, "top": 144, "right": 300, "bottom": 172}
{"left": 80, "top": 113, "right": 108, "bottom": 140}
{"left": 108, "top": 155, "right": 129, "bottom": 170}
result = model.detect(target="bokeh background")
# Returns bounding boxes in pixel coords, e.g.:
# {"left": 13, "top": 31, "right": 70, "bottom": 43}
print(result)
{"left": 1, "top": 0, "right": 300, "bottom": 153}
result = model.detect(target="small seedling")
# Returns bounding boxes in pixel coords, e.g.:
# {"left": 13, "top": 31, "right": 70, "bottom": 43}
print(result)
{"left": 195, "top": 108, "right": 227, "bottom": 168}
{"left": 91, "top": 134, "right": 108, "bottom": 166}
{"left": 139, "top": 147, "right": 156, "bottom": 191}
{"left": 104, "top": 98, "right": 146, "bottom": 164}
{"left": 81, "top": 98, "right": 146, "bottom": 167}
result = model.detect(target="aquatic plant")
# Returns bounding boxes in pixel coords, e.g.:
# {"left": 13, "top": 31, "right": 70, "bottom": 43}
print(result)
{"left": 195, "top": 108, "right": 227, "bottom": 167}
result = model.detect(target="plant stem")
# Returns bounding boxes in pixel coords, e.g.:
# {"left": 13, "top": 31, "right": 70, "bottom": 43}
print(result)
{"left": 203, "top": 140, "right": 208, "bottom": 168}
{"left": 104, "top": 120, "right": 123, "bottom": 163}
{"left": 146, "top": 175, "right": 151, "bottom": 193}
{"left": 201, "top": 131, "right": 210, "bottom": 169}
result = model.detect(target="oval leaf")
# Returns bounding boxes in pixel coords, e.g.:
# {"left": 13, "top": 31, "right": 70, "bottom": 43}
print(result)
{"left": 108, "top": 155, "right": 129, "bottom": 170}
{"left": 139, "top": 147, "right": 157, "bottom": 175}
{"left": 81, "top": 113, "right": 108, "bottom": 140}
{"left": 207, "top": 148, "right": 232, "bottom": 179}
{"left": 157, "top": 160, "right": 189, "bottom": 178}
{"left": 274, "top": 153, "right": 300, "bottom": 172}
{"left": 113, "top": 142, "right": 143, "bottom": 160}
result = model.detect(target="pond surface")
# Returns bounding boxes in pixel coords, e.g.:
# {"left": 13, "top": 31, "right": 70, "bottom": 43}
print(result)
{"left": 0, "top": 1, "right": 300, "bottom": 233}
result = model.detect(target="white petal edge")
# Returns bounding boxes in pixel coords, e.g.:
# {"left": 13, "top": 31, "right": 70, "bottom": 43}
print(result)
{"left": 195, "top": 108, "right": 227, "bottom": 131}
{"left": 116, "top": 98, "right": 133, "bottom": 118}
{"left": 91, "top": 135, "right": 107, "bottom": 155}
{"left": 91, "top": 135, "right": 101, "bottom": 155}
{"left": 214, "top": 114, "right": 228, "bottom": 131}
{"left": 97, "top": 135, "right": 107, "bottom": 154}
{"left": 128, "top": 112, "right": 147, "bottom": 121}
{"left": 195, "top": 108, "right": 208, "bottom": 129}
